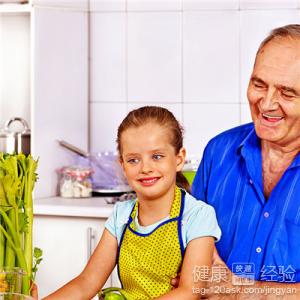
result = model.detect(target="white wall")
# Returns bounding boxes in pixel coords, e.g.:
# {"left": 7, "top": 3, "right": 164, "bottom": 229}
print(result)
{"left": 89, "top": 0, "right": 300, "bottom": 158}
{"left": 1, "top": 0, "right": 300, "bottom": 187}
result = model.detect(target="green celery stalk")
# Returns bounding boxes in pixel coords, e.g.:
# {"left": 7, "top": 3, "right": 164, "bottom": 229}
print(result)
{"left": 0, "top": 229, "right": 4, "bottom": 268}
{"left": 4, "top": 208, "right": 16, "bottom": 268}
{"left": 0, "top": 208, "right": 27, "bottom": 267}
{"left": 23, "top": 156, "right": 38, "bottom": 283}
{"left": 0, "top": 153, "right": 39, "bottom": 295}
{"left": 0, "top": 178, "right": 9, "bottom": 268}
{"left": 0, "top": 200, "right": 30, "bottom": 294}
{"left": 2, "top": 156, "right": 21, "bottom": 270}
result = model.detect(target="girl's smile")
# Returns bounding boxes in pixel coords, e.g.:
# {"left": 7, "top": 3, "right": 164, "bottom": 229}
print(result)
{"left": 120, "top": 122, "right": 185, "bottom": 203}
{"left": 138, "top": 176, "right": 161, "bottom": 186}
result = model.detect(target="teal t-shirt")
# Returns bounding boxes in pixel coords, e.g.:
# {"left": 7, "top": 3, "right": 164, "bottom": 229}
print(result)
{"left": 105, "top": 191, "right": 221, "bottom": 248}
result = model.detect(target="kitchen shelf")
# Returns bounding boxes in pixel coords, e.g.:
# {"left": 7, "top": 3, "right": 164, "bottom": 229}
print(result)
{"left": 1, "top": 2, "right": 88, "bottom": 199}
{"left": 0, "top": 3, "right": 31, "bottom": 13}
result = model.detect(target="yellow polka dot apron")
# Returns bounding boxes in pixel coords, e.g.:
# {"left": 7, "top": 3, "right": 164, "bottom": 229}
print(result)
{"left": 117, "top": 187, "right": 185, "bottom": 300}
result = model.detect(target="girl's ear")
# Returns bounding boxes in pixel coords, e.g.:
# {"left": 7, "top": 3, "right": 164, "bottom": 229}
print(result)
{"left": 119, "top": 156, "right": 125, "bottom": 170}
{"left": 176, "top": 147, "right": 186, "bottom": 172}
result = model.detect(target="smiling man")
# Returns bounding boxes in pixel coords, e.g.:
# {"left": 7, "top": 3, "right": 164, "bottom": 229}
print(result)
{"left": 192, "top": 24, "right": 300, "bottom": 295}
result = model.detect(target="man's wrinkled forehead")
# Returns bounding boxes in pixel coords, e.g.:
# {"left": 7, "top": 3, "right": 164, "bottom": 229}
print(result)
{"left": 257, "top": 36, "right": 300, "bottom": 60}
{"left": 251, "top": 37, "right": 300, "bottom": 92}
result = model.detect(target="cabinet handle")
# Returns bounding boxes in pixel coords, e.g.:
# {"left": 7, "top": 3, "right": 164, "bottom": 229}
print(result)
{"left": 87, "top": 227, "right": 95, "bottom": 260}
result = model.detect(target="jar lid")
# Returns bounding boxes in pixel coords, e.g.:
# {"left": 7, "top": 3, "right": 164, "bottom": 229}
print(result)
{"left": 60, "top": 166, "right": 93, "bottom": 180}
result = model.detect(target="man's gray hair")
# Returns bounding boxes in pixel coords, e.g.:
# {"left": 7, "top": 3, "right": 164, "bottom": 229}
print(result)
{"left": 256, "top": 24, "right": 300, "bottom": 55}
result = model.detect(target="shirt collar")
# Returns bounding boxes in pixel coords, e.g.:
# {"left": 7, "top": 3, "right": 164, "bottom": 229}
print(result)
{"left": 237, "top": 124, "right": 300, "bottom": 169}
{"left": 237, "top": 125, "right": 260, "bottom": 155}
{"left": 237, "top": 126, "right": 262, "bottom": 190}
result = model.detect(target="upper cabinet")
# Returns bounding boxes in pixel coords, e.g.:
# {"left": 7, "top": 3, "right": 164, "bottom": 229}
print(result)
{"left": 0, "top": 1, "right": 88, "bottom": 198}
{"left": 32, "top": 6, "right": 88, "bottom": 198}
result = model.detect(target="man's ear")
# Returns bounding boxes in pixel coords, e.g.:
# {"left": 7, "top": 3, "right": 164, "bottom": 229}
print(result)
{"left": 176, "top": 147, "right": 186, "bottom": 172}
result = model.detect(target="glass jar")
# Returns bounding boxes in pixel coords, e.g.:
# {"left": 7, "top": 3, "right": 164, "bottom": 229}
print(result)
{"left": 0, "top": 294, "right": 34, "bottom": 300}
{"left": 58, "top": 166, "right": 93, "bottom": 198}
{"left": 0, "top": 267, "right": 25, "bottom": 294}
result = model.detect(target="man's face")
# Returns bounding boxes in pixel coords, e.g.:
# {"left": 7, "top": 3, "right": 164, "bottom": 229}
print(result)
{"left": 247, "top": 37, "right": 300, "bottom": 148}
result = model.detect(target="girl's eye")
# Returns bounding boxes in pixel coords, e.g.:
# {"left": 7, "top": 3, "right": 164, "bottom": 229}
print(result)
{"left": 153, "top": 154, "right": 163, "bottom": 160}
{"left": 127, "top": 158, "right": 139, "bottom": 164}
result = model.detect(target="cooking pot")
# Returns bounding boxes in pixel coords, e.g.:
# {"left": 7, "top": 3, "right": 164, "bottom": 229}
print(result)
{"left": 0, "top": 117, "right": 31, "bottom": 155}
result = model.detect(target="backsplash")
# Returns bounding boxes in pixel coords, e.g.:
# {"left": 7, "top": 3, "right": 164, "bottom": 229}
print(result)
{"left": 89, "top": 0, "right": 300, "bottom": 158}
{"left": 1, "top": 0, "right": 300, "bottom": 197}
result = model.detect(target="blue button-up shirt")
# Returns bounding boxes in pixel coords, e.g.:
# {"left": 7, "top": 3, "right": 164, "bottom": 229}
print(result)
{"left": 192, "top": 123, "right": 300, "bottom": 282}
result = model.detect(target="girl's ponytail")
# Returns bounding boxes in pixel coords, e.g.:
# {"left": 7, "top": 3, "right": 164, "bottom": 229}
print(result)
{"left": 176, "top": 171, "right": 191, "bottom": 193}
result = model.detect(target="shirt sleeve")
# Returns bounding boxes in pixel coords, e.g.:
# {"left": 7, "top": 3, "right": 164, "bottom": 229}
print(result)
{"left": 191, "top": 139, "right": 215, "bottom": 202}
{"left": 105, "top": 200, "right": 135, "bottom": 244}
{"left": 184, "top": 201, "right": 221, "bottom": 245}
{"left": 105, "top": 202, "right": 119, "bottom": 238}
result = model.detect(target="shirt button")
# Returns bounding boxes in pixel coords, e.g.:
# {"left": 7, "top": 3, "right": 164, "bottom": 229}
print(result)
{"left": 264, "top": 212, "right": 270, "bottom": 218}
{"left": 249, "top": 179, "right": 253, "bottom": 184}
{"left": 256, "top": 247, "right": 262, "bottom": 253}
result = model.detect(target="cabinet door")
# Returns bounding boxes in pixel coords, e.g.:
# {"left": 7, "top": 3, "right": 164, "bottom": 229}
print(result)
{"left": 33, "top": 216, "right": 109, "bottom": 298}
{"left": 32, "top": 7, "right": 88, "bottom": 198}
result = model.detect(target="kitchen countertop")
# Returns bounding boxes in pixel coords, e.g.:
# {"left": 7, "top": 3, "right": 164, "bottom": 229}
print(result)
{"left": 34, "top": 196, "right": 115, "bottom": 218}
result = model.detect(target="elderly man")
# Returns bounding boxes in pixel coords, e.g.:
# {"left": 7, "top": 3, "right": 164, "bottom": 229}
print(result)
{"left": 191, "top": 24, "right": 300, "bottom": 295}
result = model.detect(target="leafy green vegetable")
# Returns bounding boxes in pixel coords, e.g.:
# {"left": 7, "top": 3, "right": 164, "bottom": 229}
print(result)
{"left": 31, "top": 247, "right": 43, "bottom": 282}
{"left": 0, "top": 153, "right": 40, "bottom": 295}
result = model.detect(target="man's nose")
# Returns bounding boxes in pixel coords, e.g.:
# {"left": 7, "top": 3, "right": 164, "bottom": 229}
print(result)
{"left": 260, "top": 89, "right": 279, "bottom": 111}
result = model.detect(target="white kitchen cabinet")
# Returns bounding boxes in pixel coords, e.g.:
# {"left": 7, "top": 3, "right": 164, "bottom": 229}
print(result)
{"left": 33, "top": 215, "right": 110, "bottom": 298}
{"left": 33, "top": 197, "right": 121, "bottom": 297}
{"left": 0, "top": 2, "right": 88, "bottom": 199}
{"left": 32, "top": 6, "right": 88, "bottom": 198}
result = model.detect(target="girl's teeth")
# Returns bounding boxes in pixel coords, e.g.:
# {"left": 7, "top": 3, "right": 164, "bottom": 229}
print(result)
{"left": 141, "top": 178, "right": 157, "bottom": 184}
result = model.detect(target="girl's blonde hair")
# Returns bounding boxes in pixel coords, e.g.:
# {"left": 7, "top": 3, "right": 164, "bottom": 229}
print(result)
{"left": 117, "top": 106, "right": 190, "bottom": 192}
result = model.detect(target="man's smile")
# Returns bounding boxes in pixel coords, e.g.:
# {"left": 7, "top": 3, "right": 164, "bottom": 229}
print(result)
{"left": 260, "top": 113, "right": 284, "bottom": 125}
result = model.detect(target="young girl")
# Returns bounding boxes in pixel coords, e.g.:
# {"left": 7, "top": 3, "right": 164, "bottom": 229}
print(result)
{"left": 42, "top": 106, "right": 221, "bottom": 300}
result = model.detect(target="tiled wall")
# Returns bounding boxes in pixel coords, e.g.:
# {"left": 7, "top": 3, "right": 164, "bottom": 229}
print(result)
{"left": 89, "top": 0, "right": 300, "bottom": 158}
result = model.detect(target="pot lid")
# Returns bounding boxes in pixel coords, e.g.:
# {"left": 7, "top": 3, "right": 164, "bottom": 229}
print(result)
{"left": 0, "top": 117, "right": 30, "bottom": 137}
